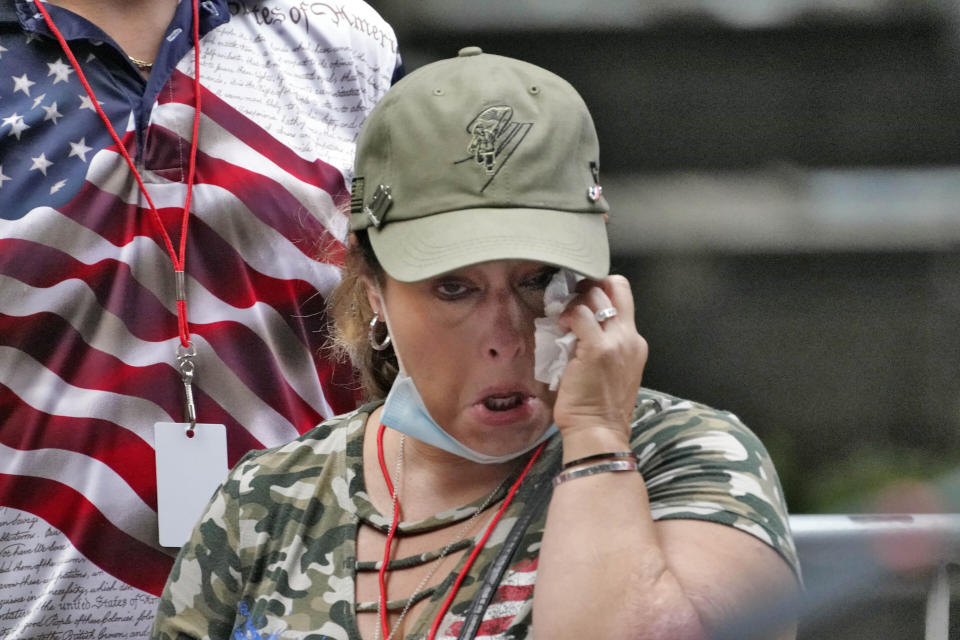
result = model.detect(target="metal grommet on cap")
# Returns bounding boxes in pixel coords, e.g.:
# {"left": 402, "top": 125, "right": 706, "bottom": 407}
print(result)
{"left": 458, "top": 46, "right": 483, "bottom": 57}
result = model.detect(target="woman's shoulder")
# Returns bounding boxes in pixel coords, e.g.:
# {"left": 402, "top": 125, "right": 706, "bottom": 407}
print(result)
{"left": 633, "top": 387, "right": 748, "bottom": 429}
{"left": 630, "top": 387, "right": 800, "bottom": 575}
{"left": 630, "top": 387, "right": 763, "bottom": 453}
{"left": 629, "top": 387, "right": 777, "bottom": 487}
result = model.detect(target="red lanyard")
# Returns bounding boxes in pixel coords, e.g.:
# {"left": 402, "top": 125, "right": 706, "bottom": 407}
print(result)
{"left": 32, "top": 0, "right": 202, "bottom": 350}
{"left": 375, "top": 424, "right": 545, "bottom": 640}
{"left": 34, "top": 0, "right": 204, "bottom": 427}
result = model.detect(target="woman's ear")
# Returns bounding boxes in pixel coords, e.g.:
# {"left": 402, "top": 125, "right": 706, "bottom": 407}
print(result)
{"left": 360, "top": 273, "right": 381, "bottom": 316}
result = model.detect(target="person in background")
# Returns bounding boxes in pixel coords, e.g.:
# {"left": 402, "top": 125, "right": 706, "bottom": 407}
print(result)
{"left": 0, "top": 0, "right": 401, "bottom": 636}
{"left": 152, "top": 47, "right": 800, "bottom": 640}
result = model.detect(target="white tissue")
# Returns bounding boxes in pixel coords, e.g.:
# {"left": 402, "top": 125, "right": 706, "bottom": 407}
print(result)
{"left": 534, "top": 269, "right": 582, "bottom": 391}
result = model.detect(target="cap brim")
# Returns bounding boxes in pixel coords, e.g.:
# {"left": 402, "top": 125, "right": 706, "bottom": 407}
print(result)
{"left": 368, "top": 208, "right": 609, "bottom": 282}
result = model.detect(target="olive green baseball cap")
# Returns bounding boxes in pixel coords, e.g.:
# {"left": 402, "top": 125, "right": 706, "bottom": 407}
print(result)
{"left": 349, "top": 46, "right": 609, "bottom": 282}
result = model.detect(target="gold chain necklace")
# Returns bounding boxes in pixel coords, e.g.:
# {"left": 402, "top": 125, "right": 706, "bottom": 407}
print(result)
{"left": 128, "top": 55, "right": 153, "bottom": 71}
{"left": 374, "top": 434, "right": 508, "bottom": 640}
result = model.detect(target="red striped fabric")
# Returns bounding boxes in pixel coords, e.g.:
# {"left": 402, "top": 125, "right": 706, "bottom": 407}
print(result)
{"left": 0, "top": 473, "right": 175, "bottom": 596}
{"left": 1, "top": 67, "right": 363, "bottom": 595}
{"left": 0, "top": 5, "right": 400, "bottom": 637}
{"left": 442, "top": 558, "right": 539, "bottom": 638}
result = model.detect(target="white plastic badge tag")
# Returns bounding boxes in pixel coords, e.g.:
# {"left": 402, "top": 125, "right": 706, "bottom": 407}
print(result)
{"left": 154, "top": 422, "right": 227, "bottom": 547}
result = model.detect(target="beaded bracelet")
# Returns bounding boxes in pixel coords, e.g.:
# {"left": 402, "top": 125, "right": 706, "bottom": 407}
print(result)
{"left": 561, "top": 451, "right": 636, "bottom": 471}
{"left": 552, "top": 459, "right": 639, "bottom": 487}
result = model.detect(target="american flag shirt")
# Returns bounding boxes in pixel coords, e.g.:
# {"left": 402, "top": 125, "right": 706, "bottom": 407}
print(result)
{"left": 0, "top": 0, "right": 401, "bottom": 637}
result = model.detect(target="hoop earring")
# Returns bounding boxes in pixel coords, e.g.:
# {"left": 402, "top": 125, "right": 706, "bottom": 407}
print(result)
{"left": 368, "top": 313, "right": 392, "bottom": 351}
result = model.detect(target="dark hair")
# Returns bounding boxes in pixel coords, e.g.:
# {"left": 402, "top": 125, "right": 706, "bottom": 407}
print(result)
{"left": 327, "top": 230, "right": 399, "bottom": 400}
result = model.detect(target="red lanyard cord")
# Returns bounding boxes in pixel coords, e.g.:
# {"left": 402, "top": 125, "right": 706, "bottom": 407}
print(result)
{"left": 376, "top": 424, "right": 545, "bottom": 640}
{"left": 376, "top": 423, "right": 404, "bottom": 639}
{"left": 32, "top": 0, "right": 202, "bottom": 347}
{"left": 426, "top": 442, "right": 544, "bottom": 640}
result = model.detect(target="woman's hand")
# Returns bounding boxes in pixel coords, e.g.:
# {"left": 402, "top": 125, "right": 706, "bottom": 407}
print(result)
{"left": 552, "top": 274, "right": 648, "bottom": 441}
{"left": 540, "top": 275, "right": 799, "bottom": 640}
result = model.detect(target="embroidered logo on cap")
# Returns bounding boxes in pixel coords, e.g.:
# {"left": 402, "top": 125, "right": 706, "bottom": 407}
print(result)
{"left": 455, "top": 105, "right": 532, "bottom": 192}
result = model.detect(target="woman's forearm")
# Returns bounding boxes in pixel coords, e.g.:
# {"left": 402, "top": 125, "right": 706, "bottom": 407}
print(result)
{"left": 534, "top": 426, "right": 799, "bottom": 640}
{"left": 534, "top": 428, "right": 707, "bottom": 640}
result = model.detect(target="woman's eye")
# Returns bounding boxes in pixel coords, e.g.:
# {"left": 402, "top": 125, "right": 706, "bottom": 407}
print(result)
{"left": 521, "top": 268, "right": 558, "bottom": 290}
{"left": 434, "top": 281, "right": 472, "bottom": 299}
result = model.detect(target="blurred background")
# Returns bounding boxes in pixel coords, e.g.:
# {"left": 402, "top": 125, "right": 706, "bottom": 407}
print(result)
{"left": 368, "top": 1, "right": 960, "bottom": 637}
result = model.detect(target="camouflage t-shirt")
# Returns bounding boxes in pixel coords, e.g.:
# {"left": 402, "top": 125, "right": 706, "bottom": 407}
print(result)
{"left": 152, "top": 388, "right": 799, "bottom": 640}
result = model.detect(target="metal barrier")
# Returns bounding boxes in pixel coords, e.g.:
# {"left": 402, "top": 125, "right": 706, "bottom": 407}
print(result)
{"left": 790, "top": 514, "right": 960, "bottom": 640}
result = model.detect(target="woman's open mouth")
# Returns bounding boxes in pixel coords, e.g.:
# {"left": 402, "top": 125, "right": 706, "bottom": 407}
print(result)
{"left": 482, "top": 393, "right": 525, "bottom": 412}
{"left": 469, "top": 387, "right": 541, "bottom": 428}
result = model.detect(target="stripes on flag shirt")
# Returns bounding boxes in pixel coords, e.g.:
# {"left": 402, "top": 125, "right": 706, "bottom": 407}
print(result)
{"left": 0, "top": 0, "right": 401, "bottom": 637}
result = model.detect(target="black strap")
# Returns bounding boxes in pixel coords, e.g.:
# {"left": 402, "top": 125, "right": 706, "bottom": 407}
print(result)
{"left": 455, "top": 476, "right": 554, "bottom": 640}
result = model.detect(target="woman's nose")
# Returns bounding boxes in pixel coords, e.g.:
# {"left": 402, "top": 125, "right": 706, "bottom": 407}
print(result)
{"left": 483, "top": 291, "right": 532, "bottom": 360}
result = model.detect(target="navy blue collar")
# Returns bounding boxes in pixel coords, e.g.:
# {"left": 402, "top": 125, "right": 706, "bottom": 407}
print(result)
{"left": 5, "top": 0, "right": 230, "bottom": 38}
{"left": 4, "top": 0, "right": 232, "bottom": 147}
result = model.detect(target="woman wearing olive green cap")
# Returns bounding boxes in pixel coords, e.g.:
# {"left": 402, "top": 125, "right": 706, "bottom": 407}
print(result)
{"left": 153, "top": 47, "right": 800, "bottom": 640}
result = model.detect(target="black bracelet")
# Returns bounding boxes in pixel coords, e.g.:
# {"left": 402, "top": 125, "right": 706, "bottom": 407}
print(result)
{"left": 561, "top": 451, "right": 636, "bottom": 471}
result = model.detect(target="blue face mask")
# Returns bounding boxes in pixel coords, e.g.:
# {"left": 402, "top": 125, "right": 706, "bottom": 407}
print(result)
{"left": 380, "top": 371, "right": 557, "bottom": 464}
{"left": 375, "top": 286, "right": 557, "bottom": 464}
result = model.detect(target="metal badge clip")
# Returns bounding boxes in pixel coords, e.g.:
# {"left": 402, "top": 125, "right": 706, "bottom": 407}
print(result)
{"left": 587, "top": 161, "right": 603, "bottom": 202}
{"left": 176, "top": 343, "right": 198, "bottom": 434}
{"left": 365, "top": 184, "right": 393, "bottom": 228}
